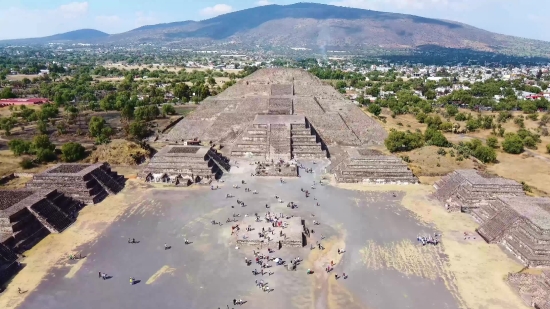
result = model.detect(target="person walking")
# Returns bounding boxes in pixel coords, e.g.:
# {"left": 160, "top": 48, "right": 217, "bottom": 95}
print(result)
{"left": 99, "top": 271, "right": 102, "bottom": 278}
{"left": 164, "top": 243, "right": 169, "bottom": 250}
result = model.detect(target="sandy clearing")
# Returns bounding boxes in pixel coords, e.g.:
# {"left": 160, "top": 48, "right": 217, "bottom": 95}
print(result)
{"left": 337, "top": 183, "right": 528, "bottom": 309}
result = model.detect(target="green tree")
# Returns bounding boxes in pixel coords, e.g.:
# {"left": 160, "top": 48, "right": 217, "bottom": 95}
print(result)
{"left": 61, "top": 142, "right": 86, "bottom": 162}
{"left": 89, "top": 116, "right": 113, "bottom": 144}
{"left": 446, "top": 104, "right": 459, "bottom": 117}
{"left": 384, "top": 129, "right": 424, "bottom": 153}
{"left": 128, "top": 121, "right": 149, "bottom": 139}
{"left": 523, "top": 136, "right": 537, "bottom": 149}
{"left": 486, "top": 137, "right": 499, "bottom": 148}
{"left": 35, "top": 148, "right": 56, "bottom": 163}
{"left": 8, "top": 139, "right": 32, "bottom": 156}
{"left": 367, "top": 104, "right": 381, "bottom": 116}
{"left": 473, "top": 145, "right": 497, "bottom": 163}
{"left": 162, "top": 104, "right": 176, "bottom": 116}
{"left": 424, "top": 128, "right": 450, "bottom": 147}
{"left": 0, "top": 117, "right": 16, "bottom": 136}
{"left": 36, "top": 120, "right": 48, "bottom": 134}
{"left": 0, "top": 87, "right": 17, "bottom": 99}
{"left": 502, "top": 134, "right": 524, "bottom": 154}
{"left": 32, "top": 134, "right": 55, "bottom": 152}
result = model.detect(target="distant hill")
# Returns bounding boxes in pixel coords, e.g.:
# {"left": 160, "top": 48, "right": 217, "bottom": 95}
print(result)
{"left": 1, "top": 29, "right": 109, "bottom": 44}
{"left": 1, "top": 3, "right": 549, "bottom": 57}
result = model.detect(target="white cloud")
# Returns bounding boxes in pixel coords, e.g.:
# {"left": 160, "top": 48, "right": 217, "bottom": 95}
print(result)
{"left": 58, "top": 2, "right": 89, "bottom": 18}
{"left": 200, "top": 4, "right": 234, "bottom": 17}
{"left": 256, "top": 0, "right": 273, "bottom": 5}
{"left": 95, "top": 15, "right": 121, "bottom": 24}
{"left": 0, "top": 2, "right": 91, "bottom": 39}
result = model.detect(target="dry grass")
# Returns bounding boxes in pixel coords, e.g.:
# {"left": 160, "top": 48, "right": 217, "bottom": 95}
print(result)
{"left": 6, "top": 74, "right": 38, "bottom": 82}
{"left": 103, "top": 64, "right": 242, "bottom": 74}
{"left": 337, "top": 183, "right": 529, "bottom": 309}
{"left": 376, "top": 108, "right": 550, "bottom": 194}
{"left": 0, "top": 150, "right": 52, "bottom": 178}
{"left": 405, "top": 146, "right": 478, "bottom": 177}
{"left": 86, "top": 139, "right": 152, "bottom": 166}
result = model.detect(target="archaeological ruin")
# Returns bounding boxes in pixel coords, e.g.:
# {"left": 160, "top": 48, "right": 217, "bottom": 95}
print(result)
{"left": 433, "top": 169, "right": 524, "bottom": 212}
{"left": 508, "top": 270, "right": 550, "bottom": 309}
{"left": 0, "top": 242, "right": 19, "bottom": 287}
{"left": 235, "top": 216, "right": 305, "bottom": 248}
{"left": 163, "top": 69, "right": 387, "bottom": 165}
{"left": 26, "top": 163, "right": 125, "bottom": 204}
{"left": 139, "top": 145, "right": 230, "bottom": 185}
{"left": 335, "top": 149, "right": 418, "bottom": 184}
{"left": 474, "top": 196, "right": 550, "bottom": 267}
{"left": 0, "top": 189, "right": 82, "bottom": 253}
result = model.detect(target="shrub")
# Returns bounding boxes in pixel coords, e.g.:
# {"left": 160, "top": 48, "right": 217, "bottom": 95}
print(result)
{"left": 368, "top": 104, "right": 382, "bottom": 116}
{"left": 19, "top": 157, "right": 35, "bottom": 169}
{"left": 547, "top": 144, "right": 550, "bottom": 154}
{"left": 514, "top": 117, "right": 525, "bottom": 128}
{"left": 449, "top": 150, "right": 455, "bottom": 157}
{"left": 521, "top": 181, "right": 532, "bottom": 193}
{"left": 128, "top": 121, "right": 149, "bottom": 139}
{"left": 416, "top": 112, "right": 427, "bottom": 123}
{"left": 455, "top": 112, "right": 467, "bottom": 121}
{"left": 35, "top": 148, "right": 56, "bottom": 163}
{"left": 401, "top": 155, "right": 411, "bottom": 163}
{"left": 446, "top": 104, "right": 459, "bottom": 117}
{"left": 497, "top": 111, "right": 513, "bottom": 123}
{"left": 456, "top": 156, "right": 464, "bottom": 161}
{"left": 397, "top": 122, "right": 403, "bottom": 126}
{"left": 8, "top": 139, "right": 32, "bottom": 156}
{"left": 384, "top": 129, "right": 424, "bottom": 153}
{"left": 425, "top": 128, "right": 451, "bottom": 147}
{"left": 465, "top": 119, "right": 480, "bottom": 131}
{"left": 473, "top": 145, "right": 497, "bottom": 163}
{"left": 502, "top": 134, "right": 524, "bottom": 154}
{"left": 523, "top": 136, "right": 537, "bottom": 149}
{"left": 486, "top": 137, "right": 499, "bottom": 148}
{"left": 527, "top": 113, "right": 539, "bottom": 121}
{"left": 161, "top": 104, "right": 176, "bottom": 116}
{"left": 61, "top": 142, "right": 86, "bottom": 162}
{"left": 437, "top": 148, "right": 447, "bottom": 156}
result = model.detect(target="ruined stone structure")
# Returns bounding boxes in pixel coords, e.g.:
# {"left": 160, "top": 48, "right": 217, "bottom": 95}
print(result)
{"left": 236, "top": 216, "right": 305, "bottom": 248}
{"left": 433, "top": 169, "right": 524, "bottom": 212}
{"left": 0, "top": 189, "right": 82, "bottom": 253}
{"left": 473, "top": 196, "right": 550, "bottom": 267}
{"left": 26, "top": 163, "right": 125, "bottom": 204}
{"left": 508, "top": 270, "right": 550, "bottom": 309}
{"left": 139, "top": 145, "right": 230, "bottom": 184}
{"left": 163, "top": 69, "right": 386, "bottom": 163}
{"left": 231, "top": 115, "right": 325, "bottom": 160}
{"left": 255, "top": 161, "right": 298, "bottom": 177}
{"left": 0, "top": 242, "right": 19, "bottom": 287}
{"left": 335, "top": 149, "right": 418, "bottom": 184}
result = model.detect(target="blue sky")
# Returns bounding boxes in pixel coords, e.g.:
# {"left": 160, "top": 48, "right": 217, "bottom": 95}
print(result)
{"left": 1, "top": 0, "right": 548, "bottom": 41}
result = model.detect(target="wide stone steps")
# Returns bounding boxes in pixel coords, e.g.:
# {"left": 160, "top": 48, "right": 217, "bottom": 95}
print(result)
{"left": 477, "top": 208, "right": 519, "bottom": 243}
{"left": 511, "top": 229, "right": 550, "bottom": 255}
{"left": 503, "top": 236, "right": 550, "bottom": 267}
{"left": 336, "top": 175, "right": 418, "bottom": 183}
{"left": 291, "top": 129, "right": 311, "bottom": 135}
{"left": 30, "top": 199, "right": 73, "bottom": 232}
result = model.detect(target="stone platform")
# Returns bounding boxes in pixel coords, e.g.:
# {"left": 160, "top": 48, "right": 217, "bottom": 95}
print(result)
{"left": 508, "top": 270, "right": 550, "bottom": 309}
{"left": 139, "top": 145, "right": 230, "bottom": 185}
{"left": 235, "top": 216, "right": 305, "bottom": 248}
{"left": 0, "top": 242, "right": 19, "bottom": 287}
{"left": 433, "top": 169, "right": 524, "bottom": 212}
{"left": 474, "top": 196, "right": 550, "bottom": 267}
{"left": 0, "top": 189, "right": 83, "bottom": 253}
{"left": 255, "top": 161, "right": 298, "bottom": 177}
{"left": 26, "top": 163, "right": 125, "bottom": 204}
{"left": 335, "top": 149, "right": 418, "bottom": 184}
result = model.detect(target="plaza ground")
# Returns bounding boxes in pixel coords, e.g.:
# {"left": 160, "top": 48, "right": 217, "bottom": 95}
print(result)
{"left": 0, "top": 161, "right": 528, "bottom": 309}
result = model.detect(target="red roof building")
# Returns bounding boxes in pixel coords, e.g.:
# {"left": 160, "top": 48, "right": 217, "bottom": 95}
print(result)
{"left": 0, "top": 98, "right": 50, "bottom": 107}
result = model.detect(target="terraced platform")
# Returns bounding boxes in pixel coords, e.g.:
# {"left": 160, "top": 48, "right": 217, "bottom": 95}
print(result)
{"left": 26, "top": 163, "right": 125, "bottom": 204}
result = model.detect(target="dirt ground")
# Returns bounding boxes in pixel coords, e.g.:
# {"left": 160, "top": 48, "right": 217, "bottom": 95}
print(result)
{"left": 0, "top": 180, "right": 149, "bottom": 309}
{"left": 337, "top": 183, "right": 529, "bottom": 309}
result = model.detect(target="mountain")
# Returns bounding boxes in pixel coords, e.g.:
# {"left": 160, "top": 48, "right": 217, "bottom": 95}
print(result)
{"left": 1, "top": 29, "right": 109, "bottom": 44}
{"left": 2, "top": 3, "right": 549, "bottom": 57}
